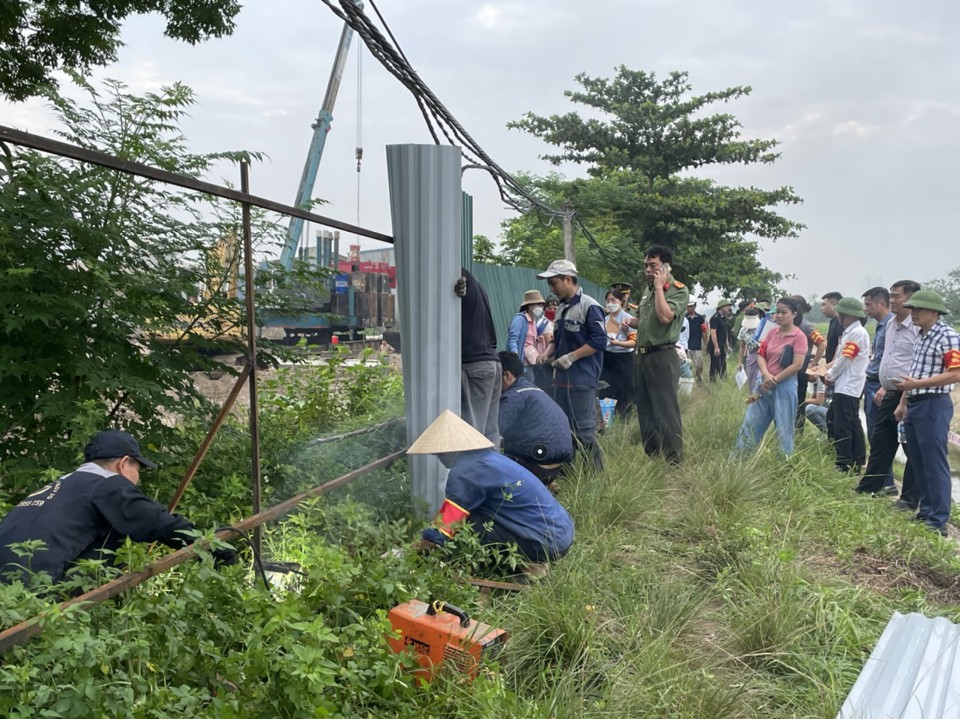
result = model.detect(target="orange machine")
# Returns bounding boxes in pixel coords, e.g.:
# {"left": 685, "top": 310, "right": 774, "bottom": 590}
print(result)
{"left": 387, "top": 600, "right": 508, "bottom": 682}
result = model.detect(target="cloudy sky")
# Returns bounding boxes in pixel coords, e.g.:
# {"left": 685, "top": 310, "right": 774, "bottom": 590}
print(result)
{"left": 3, "top": 0, "right": 959, "bottom": 297}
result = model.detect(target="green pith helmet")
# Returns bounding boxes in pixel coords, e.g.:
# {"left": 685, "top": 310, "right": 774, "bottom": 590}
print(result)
{"left": 835, "top": 296, "right": 866, "bottom": 319}
{"left": 756, "top": 301, "right": 771, "bottom": 311}
{"left": 717, "top": 298, "right": 732, "bottom": 309}
{"left": 903, "top": 289, "right": 950, "bottom": 315}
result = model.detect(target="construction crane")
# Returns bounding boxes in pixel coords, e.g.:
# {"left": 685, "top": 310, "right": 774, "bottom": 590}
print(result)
{"left": 280, "top": 1, "right": 361, "bottom": 269}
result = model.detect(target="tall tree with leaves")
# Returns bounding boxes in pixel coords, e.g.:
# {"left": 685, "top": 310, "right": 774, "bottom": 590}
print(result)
{"left": 506, "top": 67, "right": 803, "bottom": 298}
{"left": 0, "top": 0, "right": 240, "bottom": 100}
{"left": 0, "top": 77, "right": 327, "bottom": 494}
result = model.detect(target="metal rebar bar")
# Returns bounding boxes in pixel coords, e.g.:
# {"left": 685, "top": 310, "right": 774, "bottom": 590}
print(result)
{"left": 240, "top": 162, "right": 263, "bottom": 558}
{"left": 168, "top": 363, "right": 252, "bottom": 513}
{"left": 0, "top": 125, "right": 393, "bottom": 244}
{"left": 0, "top": 449, "right": 406, "bottom": 653}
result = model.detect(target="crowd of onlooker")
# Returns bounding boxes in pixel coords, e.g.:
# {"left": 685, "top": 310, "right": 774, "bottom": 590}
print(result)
{"left": 458, "top": 251, "right": 960, "bottom": 538}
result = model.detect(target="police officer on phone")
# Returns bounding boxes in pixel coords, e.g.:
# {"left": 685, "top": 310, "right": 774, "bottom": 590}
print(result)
{"left": 622, "top": 245, "right": 689, "bottom": 463}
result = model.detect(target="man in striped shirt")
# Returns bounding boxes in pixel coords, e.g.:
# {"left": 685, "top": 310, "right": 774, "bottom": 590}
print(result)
{"left": 893, "top": 290, "right": 960, "bottom": 535}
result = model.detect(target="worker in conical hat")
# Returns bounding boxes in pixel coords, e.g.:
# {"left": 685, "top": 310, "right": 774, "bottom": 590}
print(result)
{"left": 409, "top": 410, "right": 574, "bottom": 563}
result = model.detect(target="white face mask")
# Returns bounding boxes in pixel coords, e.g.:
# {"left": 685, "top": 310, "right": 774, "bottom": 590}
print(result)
{"left": 531, "top": 306, "right": 545, "bottom": 319}
{"left": 606, "top": 302, "right": 620, "bottom": 314}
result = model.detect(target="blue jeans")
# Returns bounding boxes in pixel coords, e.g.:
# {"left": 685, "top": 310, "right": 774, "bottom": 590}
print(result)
{"left": 735, "top": 375, "right": 799, "bottom": 455}
{"left": 904, "top": 395, "right": 954, "bottom": 530}
{"left": 805, "top": 404, "right": 828, "bottom": 433}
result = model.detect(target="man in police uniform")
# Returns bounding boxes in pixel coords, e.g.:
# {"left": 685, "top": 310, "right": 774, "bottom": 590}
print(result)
{"left": 623, "top": 245, "right": 689, "bottom": 463}
{"left": 893, "top": 290, "right": 960, "bottom": 536}
{"left": 0, "top": 429, "right": 235, "bottom": 585}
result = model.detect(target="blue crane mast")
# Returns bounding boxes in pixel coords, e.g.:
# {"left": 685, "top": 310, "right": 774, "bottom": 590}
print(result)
{"left": 280, "top": 4, "right": 360, "bottom": 269}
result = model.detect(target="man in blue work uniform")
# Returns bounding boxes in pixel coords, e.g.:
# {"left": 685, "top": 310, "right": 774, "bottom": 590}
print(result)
{"left": 410, "top": 410, "right": 574, "bottom": 564}
{"left": 537, "top": 259, "right": 607, "bottom": 470}
{"left": 0, "top": 430, "right": 235, "bottom": 585}
{"left": 893, "top": 290, "right": 960, "bottom": 536}
{"left": 498, "top": 351, "right": 574, "bottom": 488}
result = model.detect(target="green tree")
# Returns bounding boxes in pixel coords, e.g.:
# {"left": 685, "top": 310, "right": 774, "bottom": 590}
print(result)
{"left": 927, "top": 266, "right": 960, "bottom": 321}
{"left": 472, "top": 234, "right": 504, "bottom": 264}
{"left": 0, "top": 0, "right": 240, "bottom": 101}
{"left": 0, "top": 77, "right": 327, "bottom": 493}
{"left": 506, "top": 67, "right": 803, "bottom": 298}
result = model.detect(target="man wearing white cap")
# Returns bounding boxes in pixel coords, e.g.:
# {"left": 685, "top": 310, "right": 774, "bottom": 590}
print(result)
{"left": 536, "top": 259, "right": 607, "bottom": 470}
{"left": 410, "top": 411, "right": 574, "bottom": 563}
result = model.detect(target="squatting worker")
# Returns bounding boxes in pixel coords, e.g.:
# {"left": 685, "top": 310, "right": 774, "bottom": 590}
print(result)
{"left": 411, "top": 410, "right": 574, "bottom": 564}
{"left": 892, "top": 290, "right": 960, "bottom": 536}
{"left": 498, "top": 351, "right": 574, "bottom": 489}
{"left": 622, "top": 245, "right": 689, "bottom": 464}
{"left": 537, "top": 259, "right": 607, "bottom": 470}
{"left": 0, "top": 430, "right": 236, "bottom": 585}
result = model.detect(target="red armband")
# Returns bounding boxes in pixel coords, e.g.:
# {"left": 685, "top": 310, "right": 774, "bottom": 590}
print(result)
{"left": 810, "top": 330, "right": 825, "bottom": 346}
{"left": 433, "top": 499, "right": 470, "bottom": 538}
{"left": 945, "top": 348, "right": 960, "bottom": 371}
{"left": 841, "top": 341, "right": 860, "bottom": 359}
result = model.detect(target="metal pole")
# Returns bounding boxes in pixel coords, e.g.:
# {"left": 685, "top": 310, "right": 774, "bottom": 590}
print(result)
{"left": 0, "top": 124, "right": 393, "bottom": 244}
{"left": 240, "top": 162, "right": 263, "bottom": 558}
{"left": 0, "top": 450, "right": 406, "bottom": 654}
{"left": 167, "top": 363, "right": 252, "bottom": 513}
{"left": 562, "top": 202, "right": 576, "bottom": 265}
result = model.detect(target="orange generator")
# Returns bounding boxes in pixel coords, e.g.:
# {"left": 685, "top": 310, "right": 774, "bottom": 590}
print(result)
{"left": 387, "top": 600, "right": 508, "bottom": 682}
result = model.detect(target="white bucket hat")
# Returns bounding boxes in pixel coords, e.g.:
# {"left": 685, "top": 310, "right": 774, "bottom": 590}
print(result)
{"left": 406, "top": 410, "right": 495, "bottom": 455}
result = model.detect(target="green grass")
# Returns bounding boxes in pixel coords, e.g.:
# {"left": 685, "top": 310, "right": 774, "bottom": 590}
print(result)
{"left": 471, "top": 383, "right": 960, "bottom": 719}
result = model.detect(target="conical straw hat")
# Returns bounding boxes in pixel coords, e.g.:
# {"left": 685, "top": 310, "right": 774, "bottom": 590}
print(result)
{"left": 407, "top": 409, "right": 494, "bottom": 454}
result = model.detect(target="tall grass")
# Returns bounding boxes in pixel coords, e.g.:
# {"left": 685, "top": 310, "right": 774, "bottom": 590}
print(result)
{"left": 472, "top": 382, "right": 960, "bottom": 719}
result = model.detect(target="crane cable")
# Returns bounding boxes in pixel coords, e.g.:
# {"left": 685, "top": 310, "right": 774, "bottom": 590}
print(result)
{"left": 355, "top": 38, "right": 363, "bottom": 243}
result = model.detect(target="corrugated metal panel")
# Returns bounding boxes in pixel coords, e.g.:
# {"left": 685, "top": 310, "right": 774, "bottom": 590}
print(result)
{"left": 838, "top": 611, "right": 960, "bottom": 718}
{"left": 386, "top": 144, "right": 462, "bottom": 516}
{"left": 461, "top": 192, "right": 474, "bottom": 274}
{"left": 471, "top": 263, "right": 608, "bottom": 350}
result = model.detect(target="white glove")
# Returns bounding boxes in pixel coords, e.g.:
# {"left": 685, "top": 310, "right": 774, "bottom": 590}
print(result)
{"left": 553, "top": 352, "right": 577, "bottom": 370}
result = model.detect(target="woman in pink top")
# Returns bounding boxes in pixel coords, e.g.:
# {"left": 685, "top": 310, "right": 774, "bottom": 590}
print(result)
{"left": 733, "top": 297, "right": 809, "bottom": 455}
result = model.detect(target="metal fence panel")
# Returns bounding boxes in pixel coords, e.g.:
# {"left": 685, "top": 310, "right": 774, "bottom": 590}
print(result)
{"left": 838, "top": 611, "right": 960, "bottom": 718}
{"left": 386, "top": 144, "right": 462, "bottom": 516}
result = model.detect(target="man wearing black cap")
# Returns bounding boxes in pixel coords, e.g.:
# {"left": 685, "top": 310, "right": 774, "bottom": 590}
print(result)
{"left": 0, "top": 429, "right": 230, "bottom": 585}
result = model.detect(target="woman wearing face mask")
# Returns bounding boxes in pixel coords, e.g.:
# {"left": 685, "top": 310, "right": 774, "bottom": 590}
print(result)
{"left": 506, "top": 289, "right": 555, "bottom": 393}
{"left": 599, "top": 289, "right": 637, "bottom": 417}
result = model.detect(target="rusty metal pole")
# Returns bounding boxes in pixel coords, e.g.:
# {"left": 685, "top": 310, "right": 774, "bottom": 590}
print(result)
{"left": 167, "top": 363, "right": 252, "bottom": 513}
{"left": 240, "top": 162, "right": 263, "bottom": 558}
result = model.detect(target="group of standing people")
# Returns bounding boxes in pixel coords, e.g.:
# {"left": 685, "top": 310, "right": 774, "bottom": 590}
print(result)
{"left": 727, "top": 282, "right": 960, "bottom": 536}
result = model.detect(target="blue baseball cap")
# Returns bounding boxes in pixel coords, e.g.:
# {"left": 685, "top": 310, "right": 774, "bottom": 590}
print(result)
{"left": 84, "top": 430, "right": 158, "bottom": 469}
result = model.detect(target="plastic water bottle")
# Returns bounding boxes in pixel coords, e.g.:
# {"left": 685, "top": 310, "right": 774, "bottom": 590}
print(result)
{"left": 897, "top": 421, "right": 906, "bottom": 445}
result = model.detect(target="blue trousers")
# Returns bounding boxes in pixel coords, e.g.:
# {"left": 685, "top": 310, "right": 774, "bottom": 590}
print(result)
{"left": 904, "top": 395, "right": 954, "bottom": 530}
{"left": 555, "top": 384, "right": 602, "bottom": 470}
{"left": 735, "top": 375, "right": 799, "bottom": 455}
{"left": 805, "top": 404, "right": 828, "bottom": 433}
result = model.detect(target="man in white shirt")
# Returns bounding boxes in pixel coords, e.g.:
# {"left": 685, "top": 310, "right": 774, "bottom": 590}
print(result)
{"left": 824, "top": 297, "right": 870, "bottom": 472}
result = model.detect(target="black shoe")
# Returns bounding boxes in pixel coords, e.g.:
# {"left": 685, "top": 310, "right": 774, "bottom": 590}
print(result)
{"left": 881, "top": 484, "right": 899, "bottom": 496}
{"left": 892, "top": 499, "right": 917, "bottom": 512}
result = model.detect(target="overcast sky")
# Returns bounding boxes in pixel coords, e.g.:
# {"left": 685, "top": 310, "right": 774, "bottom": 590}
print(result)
{"left": 3, "top": 0, "right": 959, "bottom": 298}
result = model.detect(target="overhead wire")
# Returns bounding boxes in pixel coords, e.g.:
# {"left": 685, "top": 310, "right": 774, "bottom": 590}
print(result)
{"left": 326, "top": 0, "right": 622, "bottom": 273}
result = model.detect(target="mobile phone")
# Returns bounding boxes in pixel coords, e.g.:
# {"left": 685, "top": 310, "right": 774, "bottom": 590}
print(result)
{"left": 661, "top": 262, "right": 672, "bottom": 274}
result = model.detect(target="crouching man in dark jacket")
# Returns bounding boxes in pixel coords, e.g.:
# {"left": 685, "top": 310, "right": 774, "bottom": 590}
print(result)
{"left": 498, "top": 351, "right": 573, "bottom": 488}
{"left": 409, "top": 410, "right": 574, "bottom": 565}
{"left": 0, "top": 430, "right": 235, "bottom": 585}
